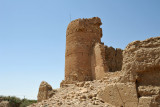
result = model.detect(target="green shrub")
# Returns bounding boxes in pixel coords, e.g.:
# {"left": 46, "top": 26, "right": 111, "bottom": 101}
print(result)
{"left": 20, "top": 99, "right": 37, "bottom": 107}
{"left": 0, "top": 96, "right": 37, "bottom": 107}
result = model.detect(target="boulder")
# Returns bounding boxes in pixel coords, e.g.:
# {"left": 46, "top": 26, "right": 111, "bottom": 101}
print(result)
{"left": 37, "top": 81, "right": 56, "bottom": 102}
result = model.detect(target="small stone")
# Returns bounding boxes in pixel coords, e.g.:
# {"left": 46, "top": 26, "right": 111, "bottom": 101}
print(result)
{"left": 84, "top": 82, "right": 90, "bottom": 87}
{"left": 88, "top": 94, "right": 93, "bottom": 99}
{"left": 89, "top": 86, "right": 94, "bottom": 90}
{"left": 92, "top": 97, "right": 97, "bottom": 100}
{"left": 93, "top": 93, "right": 97, "bottom": 97}
{"left": 62, "top": 95, "right": 67, "bottom": 99}
{"left": 67, "top": 101, "right": 71, "bottom": 105}
{"left": 80, "top": 95, "right": 86, "bottom": 99}
{"left": 76, "top": 82, "right": 85, "bottom": 87}
{"left": 57, "top": 102, "right": 62, "bottom": 106}
{"left": 93, "top": 101, "right": 99, "bottom": 105}
{"left": 79, "top": 88, "right": 88, "bottom": 93}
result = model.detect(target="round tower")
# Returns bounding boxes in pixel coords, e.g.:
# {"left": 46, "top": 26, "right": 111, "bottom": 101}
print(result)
{"left": 65, "top": 17, "right": 102, "bottom": 83}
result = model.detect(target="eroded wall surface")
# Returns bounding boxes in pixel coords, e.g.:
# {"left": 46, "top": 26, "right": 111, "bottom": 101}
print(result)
{"left": 105, "top": 46, "right": 123, "bottom": 72}
{"left": 122, "top": 37, "right": 160, "bottom": 106}
{"left": 65, "top": 17, "right": 102, "bottom": 83}
{"left": 64, "top": 17, "right": 123, "bottom": 84}
{"left": 91, "top": 43, "right": 108, "bottom": 80}
{"left": 121, "top": 37, "right": 160, "bottom": 83}
{"left": 99, "top": 37, "right": 160, "bottom": 107}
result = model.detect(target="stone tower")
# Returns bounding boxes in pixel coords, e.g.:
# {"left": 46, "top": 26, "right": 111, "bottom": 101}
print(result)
{"left": 65, "top": 17, "right": 102, "bottom": 83}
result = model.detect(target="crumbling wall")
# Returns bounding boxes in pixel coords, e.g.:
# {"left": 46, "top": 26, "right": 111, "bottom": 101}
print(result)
{"left": 91, "top": 43, "right": 108, "bottom": 80}
{"left": 64, "top": 17, "right": 123, "bottom": 84}
{"left": 105, "top": 46, "right": 123, "bottom": 72}
{"left": 121, "top": 37, "right": 160, "bottom": 83}
{"left": 99, "top": 36, "right": 160, "bottom": 107}
{"left": 65, "top": 17, "right": 102, "bottom": 83}
{"left": 120, "top": 36, "right": 160, "bottom": 106}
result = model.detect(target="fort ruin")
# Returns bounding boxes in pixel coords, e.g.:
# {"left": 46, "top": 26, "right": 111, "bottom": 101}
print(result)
{"left": 31, "top": 17, "right": 160, "bottom": 107}
{"left": 64, "top": 17, "right": 123, "bottom": 84}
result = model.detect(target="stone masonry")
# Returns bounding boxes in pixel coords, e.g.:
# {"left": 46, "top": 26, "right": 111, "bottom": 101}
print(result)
{"left": 99, "top": 36, "right": 160, "bottom": 107}
{"left": 29, "top": 17, "right": 160, "bottom": 107}
{"left": 64, "top": 17, "right": 123, "bottom": 84}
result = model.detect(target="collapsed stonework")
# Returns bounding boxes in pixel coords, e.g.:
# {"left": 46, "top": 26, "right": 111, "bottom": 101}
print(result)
{"left": 30, "top": 17, "right": 160, "bottom": 107}
{"left": 99, "top": 36, "right": 160, "bottom": 107}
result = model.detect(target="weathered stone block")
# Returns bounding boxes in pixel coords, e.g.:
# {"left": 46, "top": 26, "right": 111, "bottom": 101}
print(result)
{"left": 125, "top": 102, "right": 138, "bottom": 107}
{"left": 138, "top": 97, "right": 158, "bottom": 107}
{"left": 37, "top": 81, "right": 56, "bottom": 102}
{"left": 138, "top": 86, "right": 160, "bottom": 97}
{"left": 116, "top": 82, "right": 138, "bottom": 103}
{"left": 98, "top": 83, "right": 124, "bottom": 107}
{"left": 98, "top": 82, "right": 138, "bottom": 107}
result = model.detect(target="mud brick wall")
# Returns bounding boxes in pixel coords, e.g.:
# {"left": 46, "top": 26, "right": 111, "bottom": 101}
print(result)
{"left": 65, "top": 17, "right": 102, "bottom": 83}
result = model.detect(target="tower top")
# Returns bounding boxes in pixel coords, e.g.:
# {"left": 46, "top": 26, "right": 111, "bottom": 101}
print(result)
{"left": 66, "top": 17, "right": 102, "bottom": 37}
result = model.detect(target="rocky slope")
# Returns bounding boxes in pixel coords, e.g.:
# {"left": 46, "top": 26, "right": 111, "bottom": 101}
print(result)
{"left": 29, "top": 79, "right": 114, "bottom": 107}
{"left": 28, "top": 71, "right": 122, "bottom": 107}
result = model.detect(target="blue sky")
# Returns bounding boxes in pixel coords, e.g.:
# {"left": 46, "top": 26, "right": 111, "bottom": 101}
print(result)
{"left": 0, "top": 0, "right": 159, "bottom": 99}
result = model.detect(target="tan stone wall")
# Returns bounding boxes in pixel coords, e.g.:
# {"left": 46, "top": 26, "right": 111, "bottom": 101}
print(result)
{"left": 98, "top": 36, "right": 160, "bottom": 107}
{"left": 64, "top": 17, "right": 124, "bottom": 83}
{"left": 91, "top": 43, "right": 108, "bottom": 80}
{"left": 65, "top": 17, "right": 102, "bottom": 83}
{"left": 120, "top": 36, "right": 160, "bottom": 106}
{"left": 105, "top": 46, "right": 123, "bottom": 72}
{"left": 121, "top": 37, "right": 160, "bottom": 82}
